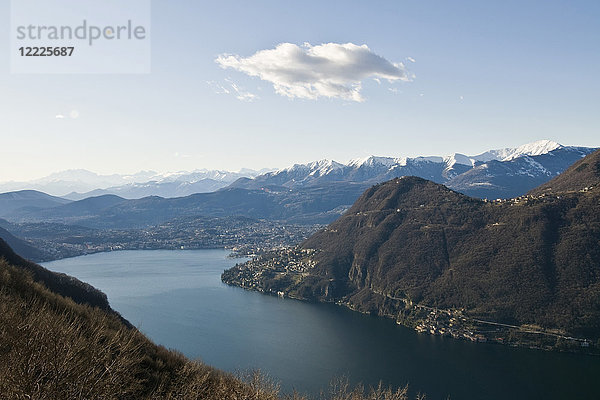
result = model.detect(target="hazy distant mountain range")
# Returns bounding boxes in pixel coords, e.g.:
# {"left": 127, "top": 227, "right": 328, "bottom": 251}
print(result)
{"left": 0, "top": 190, "right": 71, "bottom": 215}
{"left": 0, "top": 168, "right": 274, "bottom": 199}
{"left": 1, "top": 140, "right": 594, "bottom": 201}
{"left": 0, "top": 140, "right": 596, "bottom": 229}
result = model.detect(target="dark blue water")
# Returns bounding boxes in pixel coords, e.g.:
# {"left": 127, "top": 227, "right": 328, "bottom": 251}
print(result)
{"left": 44, "top": 250, "right": 600, "bottom": 399}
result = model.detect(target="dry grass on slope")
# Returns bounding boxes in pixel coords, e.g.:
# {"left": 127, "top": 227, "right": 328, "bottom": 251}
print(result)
{"left": 0, "top": 258, "right": 418, "bottom": 400}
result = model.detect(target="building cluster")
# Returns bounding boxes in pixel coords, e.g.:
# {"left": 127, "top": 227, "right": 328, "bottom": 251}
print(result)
{"left": 14, "top": 218, "right": 322, "bottom": 261}
{"left": 484, "top": 185, "right": 597, "bottom": 206}
{"left": 413, "top": 309, "right": 487, "bottom": 342}
{"left": 221, "top": 247, "right": 317, "bottom": 291}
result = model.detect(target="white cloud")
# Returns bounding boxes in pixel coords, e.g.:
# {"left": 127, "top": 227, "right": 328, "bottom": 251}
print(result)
{"left": 207, "top": 79, "right": 258, "bottom": 102}
{"left": 407, "top": 57, "right": 416, "bottom": 63}
{"left": 227, "top": 80, "right": 258, "bottom": 102}
{"left": 216, "top": 42, "right": 413, "bottom": 102}
{"left": 55, "top": 114, "right": 65, "bottom": 119}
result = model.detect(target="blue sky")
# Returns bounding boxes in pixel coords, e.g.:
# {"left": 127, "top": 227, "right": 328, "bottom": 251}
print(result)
{"left": 1, "top": 0, "right": 599, "bottom": 181}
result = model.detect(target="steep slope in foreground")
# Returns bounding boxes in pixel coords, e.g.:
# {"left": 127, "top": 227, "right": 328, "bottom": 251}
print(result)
{"left": 0, "top": 238, "right": 111, "bottom": 311}
{"left": 0, "top": 249, "right": 280, "bottom": 399}
{"left": 224, "top": 164, "right": 600, "bottom": 348}
{"left": 0, "top": 241, "right": 417, "bottom": 399}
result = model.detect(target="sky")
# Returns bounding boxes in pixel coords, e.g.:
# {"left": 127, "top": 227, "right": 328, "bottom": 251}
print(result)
{"left": 1, "top": 0, "right": 599, "bottom": 182}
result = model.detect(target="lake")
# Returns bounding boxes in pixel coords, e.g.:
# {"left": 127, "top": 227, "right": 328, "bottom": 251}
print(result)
{"left": 44, "top": 249, "right": 600, "bottom": 399}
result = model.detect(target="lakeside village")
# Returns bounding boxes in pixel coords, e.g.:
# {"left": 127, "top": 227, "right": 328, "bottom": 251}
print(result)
{"left": 223, "top": 246, "right": 598, "bottom": 353}
{"left": 3, "top": 217, "right": 321, "bottom": 262}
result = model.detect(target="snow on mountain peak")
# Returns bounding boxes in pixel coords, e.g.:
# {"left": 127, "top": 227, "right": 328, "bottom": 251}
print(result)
{"left": 472, "top": 140, "right": 563, "bottom": 163}
{"left": 275, "top": 140, "right": 566, "bottom": 180}
{"left": 444, "top": 153, "right": 475, "bottom": 168}
{"left": 281, "top": 159, "right": 344, "bottom": 176}
{"left": 512, "top": 140, "right": 563, "bottom": 157}
{"left": 307, "top": 159, "right": 344, "bottom": 176}
{"left": 348, "top": 156, "right": 403, "bottom": 168}
{"left": 308, "top": 159, "right": 342, "bottom": 168}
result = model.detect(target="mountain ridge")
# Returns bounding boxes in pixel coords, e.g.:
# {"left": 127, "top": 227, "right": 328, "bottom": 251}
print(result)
{"left": 0, "top": 168, "right": 273, "bottom": 198}
{"left": 0, "top": 190, "right": 72, "bottom": 217}
{"left": 529, "top": 149, "right": 600, "bottom": 196}
{"left": 222, "top": 150, "right": 600, "bottom": 348}
{"left": 228, "top": 141, "right": 596, "bottom": 200}
{"left": 2, "top": 140, "right": 593, "bottom": 200}
{"left": 1, "top": 142, "right": 597, "bottom": 229}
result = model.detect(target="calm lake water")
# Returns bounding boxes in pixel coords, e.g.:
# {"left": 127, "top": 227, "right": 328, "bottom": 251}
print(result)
{"left": 44, "top": 249, "right": 600, "bottom": 399}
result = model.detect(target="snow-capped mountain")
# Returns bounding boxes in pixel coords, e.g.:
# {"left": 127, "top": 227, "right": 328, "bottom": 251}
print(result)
{"left": 229, "top": 141, "right": 597, "bottom": 199}
{"left": 1, "top": 140, "right": 595, "bottom": 201}
{"left": 471, "top": 139, "right": 564, "bottom": 162}
{"left": 283, "top": 160, "right": 346, "bottom": 177}
{"left": 348, "top": 156, "right": 405, "bottom": 168}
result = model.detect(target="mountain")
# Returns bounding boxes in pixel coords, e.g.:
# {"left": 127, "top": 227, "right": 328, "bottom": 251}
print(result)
{"left": 446, "top": 146, "right": 593, "bottom": 199}
{"left": 0, "top": 168, "right": 273, "bottom": 198}
{"left": 1, "top": 140, "right": 593, "bottom": 204}
{"left": 0, "top": 169, "right": 156, "bottom": 197}
{"left": 470, "top": 139, "right": 565, "bottom": 162}
{"left": 63, "top": 178, "right": 228, "bottom": 200}
{"left": 529, "top": 149, "right": 600, "bottom": 196}
{"left": 229, "top": 141, "right": 596, "bottom": 200}
{"left": 8, "top": 194, "right": 128, "bottom": 222}
{"left": 2, "top": 142, "right": 595, "bottom": 229}
{"left": 0, "top": 190, "right": 72, "bottom": 217}
{"left": 5, "top": 184, "right": 367, "bottom": 228}
{"left": 62, "top": 169, "right": 277, "bottom": 200}
{"left": 223, "top": 150, "right": 600, "bottom": 344}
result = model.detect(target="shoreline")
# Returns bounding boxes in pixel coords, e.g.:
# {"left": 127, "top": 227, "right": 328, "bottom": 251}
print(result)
{"left": 222, "top": 277, "right": 600, "bottom": 356}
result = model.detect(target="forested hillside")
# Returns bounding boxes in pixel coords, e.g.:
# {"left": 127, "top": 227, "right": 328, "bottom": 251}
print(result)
{"left": 224, "top": 151, "right": 600, "bottom": 346}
